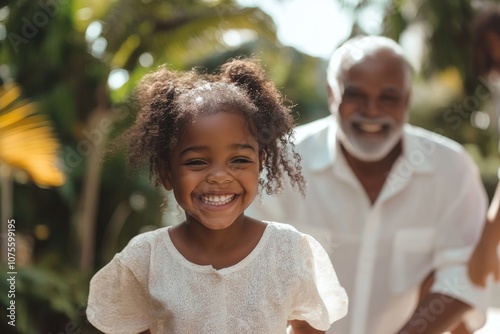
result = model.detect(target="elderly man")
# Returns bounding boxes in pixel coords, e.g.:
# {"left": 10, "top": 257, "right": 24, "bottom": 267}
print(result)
{"left": 248, "top": 36, "right": 491, "bottom": 334}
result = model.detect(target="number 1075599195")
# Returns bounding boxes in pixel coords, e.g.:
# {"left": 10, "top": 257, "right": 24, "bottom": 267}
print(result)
{"left": 7, "top": 219, "right": 15, "bottom": 270}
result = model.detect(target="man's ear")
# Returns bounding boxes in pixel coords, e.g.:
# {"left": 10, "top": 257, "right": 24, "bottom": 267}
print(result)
{"left": 158, "top": 159, "right": 173, "bottom": 191}
{"left": 404, "top": 90, "right": 412, "bottom": 108}
{"left": 326, "top": 83, "right": 334, "bottom": 105}
{"left": 326, "top": 84, "right": 339, "bottom": 114}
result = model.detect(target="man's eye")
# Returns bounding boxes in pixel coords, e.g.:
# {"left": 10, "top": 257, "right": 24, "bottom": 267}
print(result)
{"left": 381, "top": 95, "right": 401, "bottom": 102}
{"left": 344, "top": 91, "right": 366, "bottom": 100}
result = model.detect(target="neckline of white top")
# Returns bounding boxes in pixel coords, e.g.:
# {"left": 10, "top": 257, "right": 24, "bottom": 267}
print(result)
{"left": 161, "top": 222, "right": 273, "bottom": 276}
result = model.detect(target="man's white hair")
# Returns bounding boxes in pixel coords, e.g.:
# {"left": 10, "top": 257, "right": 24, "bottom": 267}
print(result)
{"left": 326, "top": 35, "right": 413, "bottom": 101}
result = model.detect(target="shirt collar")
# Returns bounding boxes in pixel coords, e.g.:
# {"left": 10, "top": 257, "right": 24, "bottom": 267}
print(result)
{"left": 306, "top": 117, "right": 434, "bottom": 175}
{"left": 399, "top": 124, "right": 434, "bottom": 174}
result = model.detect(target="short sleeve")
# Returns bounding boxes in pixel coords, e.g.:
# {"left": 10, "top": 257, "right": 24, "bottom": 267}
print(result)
{"left": 288, "top": 234, "right": 348, "bottom": 330}
{"left": 86, "top": 257, "right": 152, "bottom": 334}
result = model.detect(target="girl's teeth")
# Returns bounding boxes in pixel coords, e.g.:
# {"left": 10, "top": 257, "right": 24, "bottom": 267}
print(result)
{"left": 201, "top": 194, "right": 235, "bottom": 206}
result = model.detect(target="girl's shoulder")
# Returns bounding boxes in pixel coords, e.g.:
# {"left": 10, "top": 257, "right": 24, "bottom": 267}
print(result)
{"left": 263, "top": 220, "right": 299, "bottom": 233}
{"left": 121, "top": 226, "right": 169, "bottom": 249}
{"left": 262, "top": 221, "right": 315, "bottom": 252}
{"left": 125, "top": 226, "right": 171, "bottom": 247}
{"left": 264, "top": 221, "right": 331, "bottom": 261}
{"left": 262, "top": 221, "right": 298, "bottom": 240}
{"left": 115, "top": 226, "right": 171, "bottom": 263}
{"left": 260, "top": 221, "right": 334, "bottom": 278}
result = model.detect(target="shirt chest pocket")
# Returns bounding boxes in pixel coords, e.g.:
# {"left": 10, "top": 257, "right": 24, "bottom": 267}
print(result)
{"left": 390, "top": 227, "right": 436, "bottom": 294}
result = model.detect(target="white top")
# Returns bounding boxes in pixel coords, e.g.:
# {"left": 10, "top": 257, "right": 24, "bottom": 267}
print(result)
{"left": 86, "top": 221, "right": 348, "bottom": 334}
{"left": 247, "top": 116, "right": 492, "bottom": 334}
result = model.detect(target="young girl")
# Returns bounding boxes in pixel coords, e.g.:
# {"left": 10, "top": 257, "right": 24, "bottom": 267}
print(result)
{"left": 86, "top": 58, "right": 348, "bottom": 333}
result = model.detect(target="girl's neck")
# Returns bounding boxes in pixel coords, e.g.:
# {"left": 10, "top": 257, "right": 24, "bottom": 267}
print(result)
{"left": 169, "top": 215, "right": 267, "bottom": 270}
{"left": 185, "top": 214, "right": 247, "bottom": 250}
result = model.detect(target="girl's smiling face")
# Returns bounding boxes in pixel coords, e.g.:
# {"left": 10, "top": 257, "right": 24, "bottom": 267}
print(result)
{"left": 163, "top": 111, "right": 261, "bottom": 230}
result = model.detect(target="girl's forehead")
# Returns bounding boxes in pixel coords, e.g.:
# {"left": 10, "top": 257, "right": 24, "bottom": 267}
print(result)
{"left": 172, "top": 112, "right": 259, "bottom": 155}
{"left": 183, "top": 111, "right": 255, "bottom": 136}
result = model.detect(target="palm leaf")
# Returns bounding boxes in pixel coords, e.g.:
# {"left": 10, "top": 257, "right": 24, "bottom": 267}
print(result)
{"left": 0, "top": 84, "right": 65, "bottom": 187}
{"left": 146, "top": 8, "right": 277, "bottom": 67}
{"left": 0, "top": 101, "right": 38, "bottom": 128}
{"left": 95, "top": 0, "right": 276, "bottom": 69}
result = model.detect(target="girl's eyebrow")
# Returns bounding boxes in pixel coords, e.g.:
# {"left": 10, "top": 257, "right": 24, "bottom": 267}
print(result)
{"left": 179, "top": 143, "right": 257, "bottom": 157}
{"left": 232, "top": 143, "right": 257, "bottom": 152}
{"left": 179, "top": 145, "right": 206, "bottom": 157}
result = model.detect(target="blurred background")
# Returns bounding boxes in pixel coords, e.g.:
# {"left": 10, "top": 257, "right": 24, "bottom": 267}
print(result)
{"left": 0, "top": 0, "right": 499, "bottom": 333}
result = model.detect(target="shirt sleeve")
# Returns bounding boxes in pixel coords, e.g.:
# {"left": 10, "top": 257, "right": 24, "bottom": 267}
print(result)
{"left": 86, "top": 256, "right": 153, "bottom": 333}
{"left": 430, "top": 151, "right": 491, "bottom": 331}
{"left": 288, "top": 233, "right": 348, "bottom": 330}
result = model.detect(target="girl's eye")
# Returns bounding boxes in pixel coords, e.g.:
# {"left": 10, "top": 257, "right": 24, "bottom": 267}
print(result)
{"left": 185, "top": 159, "right": 206, "bottom": 166}
{"left": 231, "top": 158, "right": 252, "bottom": 164}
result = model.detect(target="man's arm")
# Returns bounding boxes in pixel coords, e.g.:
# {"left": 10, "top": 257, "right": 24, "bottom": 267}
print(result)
{"left": 414, "top": 148, "right": 490, "bottom": 333}
{"left": 395, "top": 293, "right": 471, "bottom": 334}
{"left": 468, "top": 182, "right": 500, "bottom": 286}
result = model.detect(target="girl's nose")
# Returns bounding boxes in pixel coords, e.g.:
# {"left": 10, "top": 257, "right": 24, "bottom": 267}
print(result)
{"left": 206, "top": 167, "right": 233, "bottom": 184}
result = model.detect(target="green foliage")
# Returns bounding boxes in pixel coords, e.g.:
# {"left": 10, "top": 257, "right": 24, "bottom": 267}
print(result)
{"left": 375, "top": 0, "right": 500, "bottom": 198}
{"left": 2, "top": 0, "right": 500, "bottom": 332}
{"left": 0, "top": 1, "right": 303, "bottom": 331}
{"left": 0, "top": 264, "right": 91, "bottom": 334}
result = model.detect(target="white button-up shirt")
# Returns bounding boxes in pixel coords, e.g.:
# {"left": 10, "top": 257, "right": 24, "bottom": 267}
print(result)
{"left": 248, "top": 115, "right": 491, "bottom": 334}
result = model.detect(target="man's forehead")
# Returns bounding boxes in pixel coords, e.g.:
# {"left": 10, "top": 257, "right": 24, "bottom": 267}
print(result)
{"left": 342, "top": 47, "right": 405, "bottom": 69}
{"left": 339, "top": 69, "right": 411, "bottom": 98}
{"left": 343, "top": 82, "right": 403, "bottom": 92}
{"left": 339, "top": 51, "right": 410, "bottom": 85}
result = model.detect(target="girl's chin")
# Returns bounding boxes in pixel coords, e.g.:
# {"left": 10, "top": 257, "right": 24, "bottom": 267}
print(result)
{"left": 200, "top": 221, "right": 236, "bottom": 230}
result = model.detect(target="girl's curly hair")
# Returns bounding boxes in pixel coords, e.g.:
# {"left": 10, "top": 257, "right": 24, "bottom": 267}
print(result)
{"left": 123, "top": 58, "right": 305, "bottom": 196}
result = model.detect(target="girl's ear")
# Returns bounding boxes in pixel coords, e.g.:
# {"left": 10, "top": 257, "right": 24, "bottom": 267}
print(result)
{"left": 162, "top": 173, "right": 173, "bottom": 191}
{"left": 158, "top": 159, "right": 173, "bottom": 191}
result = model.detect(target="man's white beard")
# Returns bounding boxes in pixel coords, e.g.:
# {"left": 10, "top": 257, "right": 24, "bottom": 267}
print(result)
{"left": 336, "top": 113, "right": 404, "bottom": 162}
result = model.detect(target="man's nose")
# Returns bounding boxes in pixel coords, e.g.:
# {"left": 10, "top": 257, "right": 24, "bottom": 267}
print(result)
{"left": 363, "top": 99, "right": 380, "bottom": 117}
